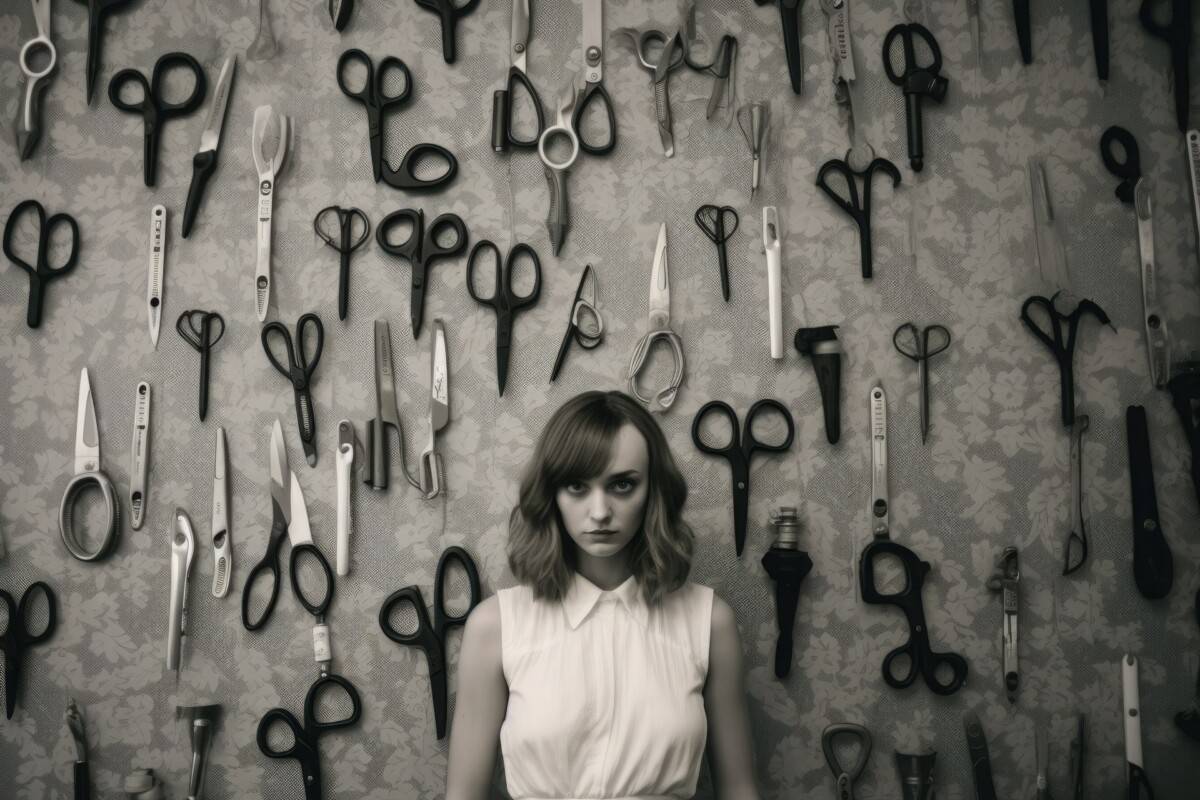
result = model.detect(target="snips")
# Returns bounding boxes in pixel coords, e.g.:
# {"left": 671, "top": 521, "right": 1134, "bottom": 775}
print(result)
{"left": 314, "top": 205, "right": 370, "bottom": 321}
{"left": 337, "top": 48, "right": 457, "bottom": 191}
{"left": 1140, "top": 0, "right": 1190, "bottom": 132}
{"left": 3, "top": 198, "right": 80, "bottom": 329}
{"left": 15, "top": 0, "right": 58, "bottom": 160}
{"left": 467, "top": 240, "right": 542, "bottom": 396}
{"left": 1100, "top": 126, "right": 1170, "bottom": 388}
{"left": 860, "top": 385, "right": 968, "bottom": 695}
{"left": 817, "top": 155, "right": 901, "bottom": 280}
{"left": 628, "top": 224, "right": 685, "bottom": 412}
{"left": 379, "top": 546, "right": 482, "bottom": 739}
{"left": 822, "top": 723, "right": 871, "bottom": 800}
{"left": 537, "top": 81, "right": 581, "bottom": 255}
{"left": 166, "top": 508, "right": 196, "bottom": 676}
{"left": 414, "top": 0, "right": 481, "bottom": 64}
{"left": 1123, "top": 654, "right": 1155, "bottom": 799}
{"left": 753, "top": 0, "right": 803, "bottom": 94}
{"left": 695, "top": 204, "right": 739, "bottom": 301}
{"left": 985, "top": 546, "right": 1019, "bottom": 702}
{"left": 491, "top": 0, "right": 546, "bottom": 152}
{"left": 262, "top": 313, "right": 325, "bottom": 467}
{"left": 1, "top": 581, "right": 56, "bottom": 718}
{"left": 376, "top": 208, "right": 467, "bottom": 338}
{"left": 882, "top": 23, "right": 948, "bottom": 172}
{"left": 108, "top": 52, "right": 207, "bottom": 186}
{"left": 60, "top": 368, "right": 120, "bottom": 562}
{"left": 550, "top": 264, "right": 603, "bottom": 382}
{"left": 176, "top": 309, "right": 225, "bottom": 421}
{"left": 251, "top": 105, "right": 290, "bottom": 321}
{"left": 619, "top": 27, "right": 685, "bottom": 157}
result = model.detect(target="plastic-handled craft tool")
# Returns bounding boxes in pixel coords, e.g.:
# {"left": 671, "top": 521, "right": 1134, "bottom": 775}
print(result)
{"left": 129, "top": 382, "right": 151, "bottom": 530}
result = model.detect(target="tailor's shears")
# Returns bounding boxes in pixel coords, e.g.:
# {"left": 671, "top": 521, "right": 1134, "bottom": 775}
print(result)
{"left": 376, "top": 208, "right": 468, "bottom": 338}
{"left": 129, "top": 381, "right": 151, "bottom": 531}
{"left": 251, "top": 105, "right": 290, "bottom": 321}
{"left": 550, "top": 264, "right": 603, "bottom": 382}
{"left": 491, "top": 0, "right": 545, "bottom": 152}
{"left": 986, "top": 547, "right": 1019, "bottom": 702}
{"left": 183, "top": 53, "right": 237, "bottom": 238}
{"left": 108, "top": 52, "right": 207, "bottom": 186}
{"left": 537, "top": 82, "right": 581, "bottom": 255}
{"left": 628, "top": 224, "right": 685, "bottom": 412}
{"left": 15, "top": 0, "right": 58, "bottom": 160}
{"left": 60, "top": 368, "right": 120, "bottom": 562}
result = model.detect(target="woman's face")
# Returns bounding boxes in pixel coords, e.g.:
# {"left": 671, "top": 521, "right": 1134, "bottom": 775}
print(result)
{"left": 556, "top": 423, "right": 651, "bottom": 561}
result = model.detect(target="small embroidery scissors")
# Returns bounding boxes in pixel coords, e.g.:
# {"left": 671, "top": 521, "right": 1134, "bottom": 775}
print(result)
{"left": 15, "top": 0, "right": 58, "bottom": 159}
{"left": 108, "top": 52, "right": 207, "bottom": 186}
{"left": 695, "top": 205, "right": 739, "bottom": 301}
{"left": 628, "top": 223, "right": 685, "bottom": 412}
{"left": 892, "top": 322, "right": 951, "bottom": 443}
{"left": 376, "top": 208, "right": 467, "bottom": 338}
{"left": 816, "top": 156, "right": 901, "bottom": 280}
{"left": 176, "top": 309, "right": 225, "bottom": 422}
{"left": 1, "top": 581, "right": 57, "bottom": 719}
{"left": 60, "top": 368, "right": 120, "bottom": 562}
{"left": 550, "top": 264, "right": 603, "bottom": 382}
{"left": 467, "top": 240, "right": 542, "bottom": 397}
{"left": 314, "top": 205, "right": 370, "bottom": 321}
{"left": 262, "top": 313, "right": 325, "bottom": 467}
{"left": 3, "top": 199, "right": 80, "bottom": 329}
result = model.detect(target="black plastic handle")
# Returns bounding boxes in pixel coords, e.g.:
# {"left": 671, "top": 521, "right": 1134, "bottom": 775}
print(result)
{"left": 182, "top": 148, "right": 217, "bottom": 238}
{"left": 1126, "top": 405, "right": 1173, "bottom": 600}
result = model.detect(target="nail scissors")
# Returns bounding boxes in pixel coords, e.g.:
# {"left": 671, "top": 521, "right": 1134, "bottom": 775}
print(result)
{"left": 251, "top": 105, "right": 289, "bottom": 321}
{"left": 537, "top": 81, "right": 580, "bottom": 255}
{"left": 108, "top": 52, "right": 207, "bottom": 186}
{"left": 1, "top": 581, "right": 57, "bottom": 718}
{"left": 822, "top": 723, "right": 871, "bottom": 800}
{"left": 314, "top": 205, "right": 370, "bottom": 321}
{"left": 628, "top": 223, "right": 685, "bottom": 412}
{"left": 3, "top": 199, "right": 80, "bottom": 329}
{"left": 60, "top": 368, "right": 120, "bottom": 562}
{"left": 413, "top": 0, "right": 480, "bottom": 64}
{"left": 15, "top": 0, "right": 58, "bottom": 160}
{"left": 550, "top": 264, "right": 603, "bottom": 382}
{"left": 176, "top": 309, "right": 225, "bottom": 422}
{"left": 491, "top": 0, "right": 545, "bottom": 152}
{"left": 891, "top": 322, "right": 951, "bottom": 443}
{"left": 379, "top": 546, "right": 481, "bottom": 739}
{"left": 376, "top": 208, "right": 467, "bottom": 338}
{"left": 817, "top": 156, "right": 901, "bottom": 280}
{"left": 467, "top": 240, "right": 542, "bottom": 396}
{"left": 695, "top": 205, "right": 739, "bottom": 301}
{"left": 262, "top": 313, "right": 325, "bottom": 467}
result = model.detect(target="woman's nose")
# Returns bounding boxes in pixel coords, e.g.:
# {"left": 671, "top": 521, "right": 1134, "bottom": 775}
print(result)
{"left": 587, "top": 490, "right": 612, "bottom": 522}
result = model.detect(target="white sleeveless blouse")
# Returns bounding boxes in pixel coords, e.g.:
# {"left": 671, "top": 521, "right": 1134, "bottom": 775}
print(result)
{"left": 497, "top": 574, "right": 714, "bottom": 800}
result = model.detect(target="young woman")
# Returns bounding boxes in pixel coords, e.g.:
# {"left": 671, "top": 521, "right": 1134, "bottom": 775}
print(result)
{"left": 446, "top": 391, "right": 761, "bottom": 800}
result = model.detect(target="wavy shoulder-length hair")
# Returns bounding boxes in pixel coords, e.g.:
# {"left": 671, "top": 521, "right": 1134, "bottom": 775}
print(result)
{"left": 508, "top": 391, "right": 694, "bottom": 604}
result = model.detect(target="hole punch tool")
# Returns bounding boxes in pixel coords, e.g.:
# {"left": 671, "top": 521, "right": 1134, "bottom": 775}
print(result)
{"left": 795, "top": 326, "right": 843, "bottom": 444}
{"left": 1140, "top": 0, "right": 1191, "bottom": 132}
{"left": 962, "top": 711, "right": 997, "bottom": 800}
{"left": 822, "top": 723, "right": 871, "bottom": 799}
{"left": 1126, "top": 406, "right": 1173, "bottom": 600}
{"left": 262, "top": 313, "right": 325, "bottom": 467}
{"left": 695, "top": 205, "right": 739, "bottom": 302}
{"left": 860, "top": 385, "right": 968, "bottom": 695}
{"left": 108, "top": 52, "right": 207, "bottom": 187}
{"left": 1062, "top": 414, "right": 1090, "bottom": 575}
{"left": 176, "top": 309, "right": 225, "bottom": 422}
{"left": 314, "top": 205, "right": 370, "bottom": 321}
{"left": 14, "top": 0, "right": 58, "bottom": 160}
{"left": 736, "top": 101, "right": 770, "bottom": 197}
{"left": 129, "top": 381, "right": 151, "bottom": 532}
{"left": 892, "top": 322, "right": 951, "bottom": 443}
{"left": 3, "top": 199, "right": 80, "bottom": 329}
{"left": 65, "top": 698, "right": 90, "bottom": 799}
{"left": 335, "top": 421, "right": 363, "bottom": 577}
{"left": 763, "top": 207, "right": 785, "bottom": 359}
{"left": 628, "top": 224, "right": 686, "bottom": 412}
{"left": 986, "top": 546, "right": 1019, "bottom": 703}
{"left": 251, "top": 105, "right": 289, "bottom": 321}
{"left": 692, "top": 400, "right": 795, "bottom": 558}
{"left": 71, "top": 0, "right": 134, "bottom": 105}
{"left": 413, "top": 0, "right": 481, "bottom": 64}
{"left": 816, "top": 156, "right": 901, "bottom": 280}
{"left": 376, "top": 208, "right": 467, "bottom": 339}
{"left": 183, "top": 53, "right": 236, "bottom": 239}
{"left": 492, "top": 0, "right": 546, "bottom": 153}
{"left": 211, "top": 427, "right": 232, "bottom": 599}
{"left": 467, "top": 240, "right": 542, "bottom": 397}
{"left": 1123, "top": 654, "right": 1155, "bottom": 799}
{"left": 145, "top": 205, "right": 166, "bottom": 346}
{"left": 882, "top": 23, "right": 947, "bottom": 173}
{"left": 619, "top": 27, "right": 686, "bottom": 158}
{"left": 754, "top": 0, "right": 803, "bottom": 95}
{"left": 337, "top": 49, "right": 458, "bottom": 191}
{"left": 537, "top": 81, "right": 581, "bottom": 255}
{"left": 1100, "top": 126, "right": 1170, "bottom": 389}
{"left": 761, "top": 507, "right": 812, "bottom": 679}
{"left": 1, "top": 581, "right": 56, "bottom": 719}
{"left": 60, "top": 368, "right": 120, "bottom": 562}
{"left": 379, "top": 546, "right": 482, "bottom": 739}
{"left": 166, "top": 508, "right": 196, "bottom": 677}
{"left": 550, "top": 264, "right": 604, "bottom": 383}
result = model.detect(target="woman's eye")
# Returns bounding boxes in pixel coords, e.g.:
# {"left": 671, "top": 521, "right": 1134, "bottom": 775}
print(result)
{"left": 563, "top": 482, "right": 587, "bottom": 495}
{"left": 611, "top": 479, "right": 636, "bottom": 494}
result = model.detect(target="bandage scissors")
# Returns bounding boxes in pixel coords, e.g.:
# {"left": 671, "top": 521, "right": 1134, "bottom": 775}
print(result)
{"left": 379, "top": 546, "right": 481, "bottom": 739}
{"left": 3, "top": 199, "right": 80, "bottom": 329}
{"left": 252, "top": 105, "right": 289, "bottom": 321}
{"left": 314, "top": 205, "right": 370, "bottom": 321}
{"left": 262, "top": 313, "right": 325, "bottom": 467}
{"left": 628, "top": 224, "right": 685, "bottom": 412}
{"left": 537, "top": 82, "right": 580, "bottom": 255}
{"left": 1, "top": 581, "right": 56, "bottom": 719}
{"left": 60, "top": 368, "right": 120, "bottom": 562}
{"left": 376, "top": 208, "right": 467, "bottom": 338}
{"left": 892, "top": 322, "right": 951, "bottom": 443}
{"left": 467, "top": 240, "right": 542, "bottom": 396}
{"left": 15, "top": 0, "right": 58, "bottom": 160}
{"left": 550, "top": 264, "right": 603, "bottom": 382}
{"left": 108, "top": 52, "right": 207, "bottom": 186}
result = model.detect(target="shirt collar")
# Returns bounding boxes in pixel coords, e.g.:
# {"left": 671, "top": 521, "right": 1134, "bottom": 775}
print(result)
{"left": 563, "top": 572, "right": 649, "bottom": 630}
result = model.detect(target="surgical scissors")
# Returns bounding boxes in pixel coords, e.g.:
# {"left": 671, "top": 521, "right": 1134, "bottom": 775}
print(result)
{"left": 262, "top": 313, "right": 325, "bottom": 467}
{"left": 15, "top": 0, "right": 58, "bottom": 160}
{"left": 628, "top": 224, "right": 685, "bottom": 412}
{"left": 376, "top": 208, "right": 467, "bottom": 338}
{"left": 892, "top": 322, "right": 951, "bottom": 443}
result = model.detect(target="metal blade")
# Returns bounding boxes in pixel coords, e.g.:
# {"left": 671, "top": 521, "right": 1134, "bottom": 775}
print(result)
{"left": 648, "top": 223, "right": 670, "bottom": 326}
{"left": 75, "top": 368, "right": 100, "bottom": 472}
{"left": 511, "top": 0, "right": 530, "bottom": 72}
{"left": 582, "top": 0, "right": 603, "bottom": 83}
{"left": 430, "top": 320, "right": 449, "bottom": 433}
{"left": 198, "top": 54, "right": 237, "bottom": 154}
{"left": 288, "top": 471, "right": 314, "bottom": 546}
{"left": 269, "top": 419, "right": 290, "bottom": 526}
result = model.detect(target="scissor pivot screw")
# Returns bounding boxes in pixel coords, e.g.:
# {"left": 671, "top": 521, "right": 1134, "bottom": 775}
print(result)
{"left": 1144, "top": 519, "right": 1158, "bottom": 532}
{"left": 514, "top": 43, "right": 525, "bottom": 54}
{"left": 586, "top": 46, "right": 601, "bottom": 64}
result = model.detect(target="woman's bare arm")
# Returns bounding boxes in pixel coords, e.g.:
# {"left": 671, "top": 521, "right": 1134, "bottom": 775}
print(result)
{"left": 703, "top": 595, "right": 762, "bottom": 800}
{"left": 445, "top": 595, "right": 508, "bottom": 800}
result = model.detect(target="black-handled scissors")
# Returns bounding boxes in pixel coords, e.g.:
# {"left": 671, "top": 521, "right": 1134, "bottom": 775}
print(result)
{"left": 376, "top": 208, "right": 468, "bottom": 338}
{"left": 3, "top": 199, "right": 80, "bottom": 329}
{"left": 1, "top": 581, "right": 57, "bottom": 719}
{"left": 1099, "top": 126, "right": 1141, "bottom": 204}
{"left": 257, "top": 672, "right": 362, "bottom": 800}
{"left": 892, "top": 322, "right": 951, "bottom": 444}
{"left": 882, "top": 24, "right": 948, "bottom": 173}
{"left": 262, "top": 313, "right": 325, "bottom": 468}
{"left": 70, "top": 0, "right": 135, "bottom": 104}
{"left": 314, "top": 205, "right": 370, "bottom": 321}
{"left": 754, "top": 0, "right": 803, "bottom": 95}
{"left": 691, "top": 399, "right": 795, "bottom": 557}
{"left": 467, "top": 240, "right": 542, "bottom": 397}
{"left": 816, "top": 157, "right": 901, "bottom": 280}
{"left": 175, "top": 309, "right": 225, "bottom": 422}
{"left": 337, "top": 49, "right": 458, "bottom": 192}
{"left": 1020, "top": 292, "right": 1112, "bottom": 428}
{"left": 695, "top": 205, "right": 739, "bottom": 301}
{"left": 568, "top": 0, "right": 618, "bottom": 156}
{"left": 550, "top": 264, "right": 604, "bottom": 382}
{"left": 1140, "top": 0, "right": 1190, "bottom": 132}
{"left": 108, "top": 51, "right": 207, "bottom": 187}
{"left": 1012, "top": 0, "right": 1032, "bottom": 64}
{"left": 413, "top": 0, "right": 481, "bottom": 64}
{"left": 379, "top": 546, "right": 482, "bottom": 739}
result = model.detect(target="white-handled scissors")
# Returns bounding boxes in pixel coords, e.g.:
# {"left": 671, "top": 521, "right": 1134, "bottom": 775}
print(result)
{"left": 252, "top": 105, "right": 290, "bottom": 321}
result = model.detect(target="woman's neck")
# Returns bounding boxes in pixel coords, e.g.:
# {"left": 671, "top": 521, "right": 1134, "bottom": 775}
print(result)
{"left": 575, "top": 550, "right": 633, "bottom": 590}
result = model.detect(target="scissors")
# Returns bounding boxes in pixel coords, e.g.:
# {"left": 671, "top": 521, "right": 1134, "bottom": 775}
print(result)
{"left": 176, "top": 310, "right": 225, "bottom": 422}
{"left": 60, "top": 368, "right": 120, "bottom": 562}
{"left": 314, "top": 206, "right": 370, "bottom": 321}
{"left": 986, "top": 547, "right": 1019, "bottom": 703}
{"left": 550, "top": 265, "right": 603, "bottom": 382}
{"left": 379, "top": 545, "right": 481, "bottom": 739}
{"left": 570, "top": 0, "right": 618, "bottom": 155}
{"left": 467, "top": 240, "right": 542, "bottom": 397}
{"left": 1140, "top": 0, "right": 1190, "bottom": 131}
{"left": 1020, "top": 292, "right": 1111, "bottom": 428}
{"left": 691, "top": 399, "right": 795, "bottom": 557}
{"left": 860, "top": 385, "right": 968, "bottom": 695}
{"left": 821, "top": 723, "right": 871, "bottom": 800}
{"left": 1, "top": 581, "right": 56, "bottom": 719}
{"left": 3, "top": 199, "right": 80, "bottom": 328}
{"left": 491, "top": 0, "right": 546, "bottom": 152}
{"left": 240, "top": 419, "right": 335, "bottom": 631}
{"left": 414, "top": 0, "right": 480, "bottom": 63}
{"left": 820, "top": 0, "right": 857, "bottom": 109}
{"left": 682, "top": 4, "right": 738, "bottom": 121}
{"left": 262, "top": 313, "right": 325, "bottom": 468}
{"left": 628, "top": 224, "right": 685, "bottom": 412}
{"left": 1100, "top": 126, "right": 1170, "bottom": 389}
{"left": 1123, "top": 655, "right": 1155, "bottom": 799}
{"left": 817, "top": 156, "right": 901, "bottom": 280}
{"left": 620, "top": 28, "right": 686, "bottom": 157}
{"left": 376, "top": 208, "right": 467, "bottom": 338}
{"left": 754, "top": 0, "right": 803, "bottom": 94}
{"left": 892, "top": 322, "right": 951, "bottom": 443}
{"left": 882, "top": 24, "right": 948, "bottom": 172}
{"left": 108, "top": 52, "right": 206, "bottom": 186}
{"left": 15, "top": 0, "right": 58, "bottom": 160}
{"left": 252, "top": 105, "right": 289, "bottom": 322}
{"left": 337, "top": 49, "right": 457, "bottom": 191}
{"left": 695, "top": 205, "right": 739, "bottom": 301}
{"left": 183, "top": 53, "right": 236, "bottom": 239}
{"left": 72, "top": 0, "right": 135, "bottom": 104}
{"left": 962, "top": 712, "right": 998, "bottom": 800}
{"left": 537, "top": 82, "right": 581, "bottom": 255}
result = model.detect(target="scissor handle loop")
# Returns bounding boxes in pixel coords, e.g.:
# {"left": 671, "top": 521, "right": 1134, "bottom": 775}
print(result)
{"left": 628, "top": 329, "right": 685, "bottom": 411}
{"left": 289, "top": 542, "right": 334, "bottom": 619}
{"left": 433, "top": 545, "right": 483, "bottom": 627}
{"left": 504, "top": 67, "right": 546, "bottom": 148}
{"left": 378, "top": 586, "right": 435, "bottom": 646}
{"left": 314, "top": 206, "right": 371, "bottom": 252}
{"left": 572, "top": 80, "right": 618, "bottom": 156}
{"left": 382, "top": 144, "right": 458, "bottom": 191}
{"left": 59, "top": 471, "right": 120, "bottom": 561}
{"left": 0, "top": 582, "right": 58, "bottom": 643}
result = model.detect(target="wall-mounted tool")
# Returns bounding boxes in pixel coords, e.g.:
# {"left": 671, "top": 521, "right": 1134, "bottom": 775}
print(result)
{"left": 822, "top": 723, "right": 871, "bottom": 799}
{"left": 146, "top": 205, "right": 166, "bottom": 345}
{"left": 736, "top": 101, "right": 770, "bottom": 197}
{"left": 1124, "top": 654, "right": 1155, "bottom": 798}
{"left": 882, "top": 23, "right": 947, "bottom": 172}
{"left": 695, "top": 205, "right": 738, "bottom": 301}
{"left": 817, "top": 156, "right": 900, "bottom": 279}
{"left": 177, "top": 703, "right": 221, "bottom": 800}
{"left": 986, "top": 547, "right": 1019, "bottom": 702}
{"left": 1063, "top": 414, "right": 1090, "bottom": 575}
{"left": 211, "top": 427, "right": 231, "bottom": 598}
{"left": 754, "top": 0, "right": 803, "bottom": 94}
{"left": 176, "top": 310, "right": 225, "bottom": 422}
{"left": 763, "top": 207, "right": 784, "bottom": 358}
{"left": 15, "top": 0, "right": 58, "bottom": 159}
{"left": 1126, "top": 406, "right": 1173, "bottom": 599}
{"left": 894, "top": 751, "right": 936, "bottom": 800}
{"left": 963, "top": 712, "right": 997, "bottom": 800}
{"left": 251, "top": 105, "right": 290, "bottom": 320}
{"left": 414, "top": 0, "right": 481, "bottom": 64}
{"left": 183, "top": 54, "right": 236, "bottom": 238}
{"left": 60, "top": 369, "right": 120, "bottom": 561}
{"left": 167, "top": 508, "right": 196, "bottom": 676}
{"left": 129, "top": 381, "right": 151, "bottom": 531}
{"left": 795, "top": 326, "right": 842, "bottom": 445}
{"left": 761, "top": 507, "right": 812, "bottom": 679}
{"left": 66, "top": 699, "right": 91, "bottom": 800}
{"left": 336, "top": 421, "right": 363, "bottom": 576}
